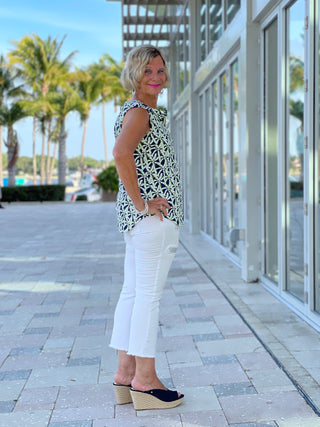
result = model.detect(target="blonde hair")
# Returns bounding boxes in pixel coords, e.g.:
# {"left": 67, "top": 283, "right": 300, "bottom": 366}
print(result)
{"left": 121, "top": 45, "right": 171, "bottom": 91}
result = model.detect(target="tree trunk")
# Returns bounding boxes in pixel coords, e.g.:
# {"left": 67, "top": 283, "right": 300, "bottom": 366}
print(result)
{"left": 46, "top": 119, "right": 52, "bottom": 183}
{"left": 102, "top": 102, "right": 109, "bottom": 167}
{"left": 7, "top": 127, "right": 18, "bottom": 187}
{"left": 49, "top": 142, "right": 58, "bottom": 183}
{"left": 40, "top": 130, "right": 46, "bottom": 184}
{"left": 0, "top": 126, "right": 3, "bottom": 186}
{"left": 32, "top": 118, "right": 37, "bottom": 185}
{"left": 58, "top": 119, "right": 67, "bottom": 185}
{"left": 80, "top": 116, "right": 89, "bottom": 179}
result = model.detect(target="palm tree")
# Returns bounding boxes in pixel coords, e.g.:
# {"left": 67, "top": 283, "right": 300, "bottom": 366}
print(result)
{"left": 0, "top": 103, "right": 26, "bottom": 186}
{"left": 20, "top": 95, "right": 55, "bottom": 183}
{"left": 94, "top": 55, "right": 129, "bottom": 166}
{"left": 0, "top": 55, "right": 17, "bottom": 186}
{"left": 74, "top": 66, "right": 101, "bottom": 178}
{"left": 8, "top": 34, "right": 77, "bottom": 184}
{"left": 50, "top": 88, "right": 86, "bottom": 185}
{"left": 48, "top": 119, "right": 60, "bottom": 183}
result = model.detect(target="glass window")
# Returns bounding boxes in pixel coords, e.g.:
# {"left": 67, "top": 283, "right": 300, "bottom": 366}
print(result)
{"left": 316, "top": 7, "right": 320, "bottom": 312}
{"left": 208, "top": 0, "right": 223, "bottom": 51}
{"left": 231, "top": 60, "right": 239, "bottom": 255}
{"left": 185, "top": 20, "right": 190, "bottom": 85}
{"left": 226, "top": 0, "right": 240, "bottom": 25}
{"left": 263, "top": 18, "right": 279, "bottom": 283}
{"left": 174, "top": 37, "right": 180, "bottom": 100}
{"left": 221, "top": 72, "right": 229, "bottom": 247}
{"left": 198, "top": 0, "right": 240, "bottom": 65}
{"left": 200, "top": 93, "right": 206, "bottom": 231}
{"left": 178, "top": 24, "right": 184, "bottom": 93}
{"left": 213, "top": 81, "right": 220, "bottom": 241}
{"left": 200, "top": 0, "right": 207, "bottom": 63}
{"left": 173, "top": 5, "right": 190, "bottom": 96}
{"left": 206, "top": 87, "right": 214, "bottom": 235}
{"left": 184, "top": 111, "right": 190, "bottom": 221}
{"left": 199, "top": 86, "right": 215, "bottom": 236}
{"left": 286, "top": 0, "right": 305, "bottom": 300}
{"left": 174, "top": 111, "right": 190, "bottom": 223}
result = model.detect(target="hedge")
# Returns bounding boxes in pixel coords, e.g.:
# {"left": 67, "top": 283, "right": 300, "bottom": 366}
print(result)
{"left": 2, "top": 185, "right": 66, "bottom": 202}
{"left": 75, "top": 194, "right": 87, "bottom": 201}
{"left": 290, "top": 181, "right": 303, "bottom": 198}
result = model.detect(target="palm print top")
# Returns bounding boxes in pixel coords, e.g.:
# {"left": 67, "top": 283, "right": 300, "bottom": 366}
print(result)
{"left": 114, "top": 99, "right": 184, "bottom": 233}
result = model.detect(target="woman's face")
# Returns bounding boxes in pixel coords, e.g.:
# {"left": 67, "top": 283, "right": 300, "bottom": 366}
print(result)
{"left": 138, "top": 55, "right": 167, "bottom": 96}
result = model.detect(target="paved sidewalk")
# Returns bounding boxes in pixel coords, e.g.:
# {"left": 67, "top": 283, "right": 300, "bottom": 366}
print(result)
{"left": 0, "top": 202, "right": 319, "bottom": 427}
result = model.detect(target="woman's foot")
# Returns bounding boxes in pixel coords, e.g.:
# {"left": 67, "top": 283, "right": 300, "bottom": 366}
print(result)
{"left": 114, "top": 373, "right": 134, "bottom": 387}
{"left": 114, "top": 350, "right": 136, "bottom": 386}
{"left": 131, "top": 376, "right": 166, "bottom": 392}
{"left": 133, "top": 356, "right": 182, "bottom": 398}
{"left": 131, "top": 376, "right": 183, "bottom": 400}
{"left": 130, "top": 388, "right": 184, "bottom": 410}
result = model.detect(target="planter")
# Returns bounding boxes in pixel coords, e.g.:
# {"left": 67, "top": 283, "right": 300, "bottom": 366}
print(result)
{"left": 101, "top": 189, "right": 117, "bottom": 202}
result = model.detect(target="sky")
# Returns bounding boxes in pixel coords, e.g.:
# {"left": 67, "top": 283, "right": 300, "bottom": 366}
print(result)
{"left": 0, "top": 0, "right": 123, "bottom": 161}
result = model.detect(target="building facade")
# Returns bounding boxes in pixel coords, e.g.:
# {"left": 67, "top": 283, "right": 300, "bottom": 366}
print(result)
{"left": 109, "top": 0, "right": 320, "bottom": 331}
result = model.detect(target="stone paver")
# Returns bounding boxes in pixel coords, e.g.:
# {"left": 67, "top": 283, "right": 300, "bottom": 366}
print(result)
{"left": 0, "top": 202, "right": 319, "bottom": 426}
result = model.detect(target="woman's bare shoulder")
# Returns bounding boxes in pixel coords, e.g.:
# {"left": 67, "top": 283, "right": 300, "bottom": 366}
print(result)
{"left": 122, "top": 106, "right": 150, "bottom": 130}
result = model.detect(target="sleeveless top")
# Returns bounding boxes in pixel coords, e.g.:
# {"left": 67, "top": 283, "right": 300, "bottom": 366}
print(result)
{"left": 114, "top": 99, "right": 184, "bottom": 233}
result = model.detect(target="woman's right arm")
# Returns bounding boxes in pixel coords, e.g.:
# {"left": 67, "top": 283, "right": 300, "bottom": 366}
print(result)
{"left": 112, "top": 107, "right": 170, "bottom": 219}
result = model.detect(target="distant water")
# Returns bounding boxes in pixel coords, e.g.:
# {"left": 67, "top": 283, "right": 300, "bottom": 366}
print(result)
{"left": 2, "top": 178, "right": 74, "bottom": 187}
{"left": 2, "top": 177, "right": 25, "bottom": 187}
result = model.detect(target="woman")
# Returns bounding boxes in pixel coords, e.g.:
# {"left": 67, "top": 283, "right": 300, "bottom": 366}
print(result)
{"left": 109, "top": 45, "right": 184, "bottom": 411}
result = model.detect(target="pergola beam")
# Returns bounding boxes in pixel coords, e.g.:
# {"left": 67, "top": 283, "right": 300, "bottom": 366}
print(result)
{"left": 123, "top": 32, "right": 171, "bottom": 41}
{"left": 124, "top": 16, "right": 180, "bottom": 25}
{"left": 123, "top": 0, "right": 184, "bottom": 4}
{"left": 108, "top": 0, "right": 186, "bottom": 57}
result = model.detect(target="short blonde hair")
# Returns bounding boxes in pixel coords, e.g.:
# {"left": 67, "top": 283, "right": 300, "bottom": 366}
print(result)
{"left": 121, "top": 45, "right": 171, "bottom": 91}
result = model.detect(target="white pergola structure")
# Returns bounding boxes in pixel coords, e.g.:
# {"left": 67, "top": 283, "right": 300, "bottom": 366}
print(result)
{"left": 108, "top": 0, "right": 185, "bottom": 58}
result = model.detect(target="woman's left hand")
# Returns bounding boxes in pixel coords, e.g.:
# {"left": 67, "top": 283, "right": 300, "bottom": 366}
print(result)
{"left": 147, "top": 197, "right": 171, "bottom": 221}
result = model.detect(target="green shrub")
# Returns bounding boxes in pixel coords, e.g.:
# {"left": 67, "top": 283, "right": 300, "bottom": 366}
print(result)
{"left": 290, "top": 181, "right": 303, "bottom": 198}
{"left": 2, "top": 185, "right": 65, "bottom": 202}
{"left": 94, "top": 165, "right": 119, "bottom": 193}
{"left": 75, "top": 194, "right": 87, "bottom": 201}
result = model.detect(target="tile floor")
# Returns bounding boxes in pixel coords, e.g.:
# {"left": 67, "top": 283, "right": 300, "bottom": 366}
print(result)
{"left": 0, "top": 202, "right": 319, "bottom": 426}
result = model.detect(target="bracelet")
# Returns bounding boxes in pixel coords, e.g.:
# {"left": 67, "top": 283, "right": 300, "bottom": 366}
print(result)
{"left": 135, "top": 199, "right": 148, "bottom": 215}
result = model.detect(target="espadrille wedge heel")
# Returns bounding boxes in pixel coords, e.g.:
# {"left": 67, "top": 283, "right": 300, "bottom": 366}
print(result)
{"left": 113, "top": 383, "right": 132, "bottom": 404}
{"left": 130, "top": 388, "right": 184, "bottom": 410}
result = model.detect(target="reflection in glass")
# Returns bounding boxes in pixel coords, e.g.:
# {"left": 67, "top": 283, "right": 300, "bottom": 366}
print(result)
{"left": 199, "top": 0, "right": 240, "bottom": 62}
{"left": 206, "top": 88, "right": 214, "bottom": 236}
{"left": 222, "top": 72, "right": 229, "bottom": 247}
{"left": 200, "top": 0, "right": 207, "bottom": 63}
{"left": 264, "top": 19, "right": 279, "bottom": 283}
{"left": 185, "top": 21, "right": 190, "bottom": 85}
{"left": 286, "top": 0, "right": 304, "bottom": 300}
{"left": 316, "top": 10, "right": 320, "bottom": 312}
{"left": 174, "top": 37, "right": 180, "bottom": 100}
{"left": 174, "top": 8, "right": 190, "bottom": 96}
{"left": 226, "top": 0, "right": 240, "bottom": 25}
{"left": 184, "top": 111, "right": 190, "bottom": 221}
{"left": 209, "top": 0, "right": 222, "bottom": 51}
{"left": 200, "top": 93, "right": 205, "bottom": 232}
{"left": 231, "top": 61, "right": 239, "bottom": 255}
{"left": 214, "top": 81, "right": 220, "bottom": 241}
{"left": 179, "top": 24, "right": 184, "bottom": 93}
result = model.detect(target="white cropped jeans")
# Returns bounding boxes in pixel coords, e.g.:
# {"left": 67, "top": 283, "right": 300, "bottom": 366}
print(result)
{"left": 110, "top": 216, "right": 179, "bottom": 358}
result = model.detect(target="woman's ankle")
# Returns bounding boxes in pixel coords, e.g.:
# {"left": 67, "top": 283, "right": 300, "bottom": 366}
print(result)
{"left": 114, "top": 351, "right": 136, "bottom": 385}
{"left": 131, "top": 375, "right": 166, "bottom": 391}
{"left": 114, "top": 371, "right": 134, "bottom": 386}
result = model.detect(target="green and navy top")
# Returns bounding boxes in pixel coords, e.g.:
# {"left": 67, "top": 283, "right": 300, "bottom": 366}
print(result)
{"left": 114, "top": 99, "right": 184, "bottom": 233}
